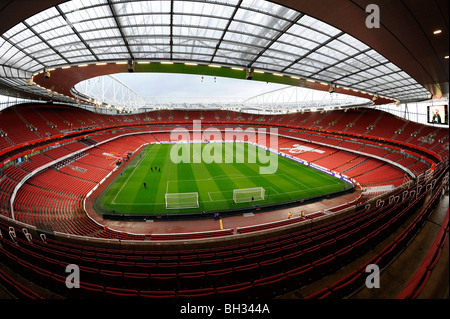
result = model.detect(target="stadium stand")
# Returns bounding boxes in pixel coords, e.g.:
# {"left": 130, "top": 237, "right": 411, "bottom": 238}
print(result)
{"left": 0, "top": 104, "right": 448, "bottom": 300}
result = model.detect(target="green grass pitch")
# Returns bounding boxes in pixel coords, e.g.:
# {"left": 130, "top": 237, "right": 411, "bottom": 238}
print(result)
{"left": 98, "top": 143, "right": 353, "bottom": 216}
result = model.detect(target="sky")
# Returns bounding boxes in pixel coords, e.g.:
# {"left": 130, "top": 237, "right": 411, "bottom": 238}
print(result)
{"left": 112, "top": 73, "right": 290, "bottom": 101}
{"left": 73, "top": 72, "right": 378, "bottom": 110}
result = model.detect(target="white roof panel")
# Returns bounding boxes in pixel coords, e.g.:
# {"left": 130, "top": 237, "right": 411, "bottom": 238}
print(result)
{"left": 0, "top": 0, "right": 431, "bottom": 103}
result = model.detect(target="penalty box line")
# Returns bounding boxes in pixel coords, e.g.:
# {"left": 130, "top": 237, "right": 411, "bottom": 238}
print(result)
{"left": 111, "top": 150, "right": 149, "bottom": 204}
{"left": 165, "top": 174, "right": 266, "bottom": 193}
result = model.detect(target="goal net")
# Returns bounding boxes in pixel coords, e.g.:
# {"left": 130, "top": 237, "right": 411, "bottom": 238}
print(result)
{"left": 165, "top": 192, "right": 199, "bottom": 209}
{"left": 233, "top": 187, "right": 265, "bottom": 204}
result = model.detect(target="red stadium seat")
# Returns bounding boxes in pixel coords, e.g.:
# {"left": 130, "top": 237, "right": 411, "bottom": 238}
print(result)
{"left": 233, "top": 263, "right": 260, "bottom": 283}
{"left": 253, "top": 273, "right": 288, "bottom": 299}
{"left": 327, "top": 270, "right": 365, "bottom": 299}
{"left": 284, "top": 263, "right": 314, "bottom": 292}
{"left": 206, "top": 268, "right": 234, "bottom": 288}
{"left": 105, "top": 287, "right": 139, "bottom": 299}
{"left": 258, "top": 257, "right": 283, "bottom": 277}
{"left": 178, "top": 272, "right": 207, "bottom": 290}
{"left": 150, "top": 273, "right": 178, "bottom": 291}
{"left": 216, "top": 282, "right": 253, "bottom": 299}
{"left": 139, "top": 290, "right": 177, "bottom": 299}
{"left": 122, "top": 272, "right": 150, "bottom": 290}
{"left": 177, "top": 287, "right": 215, "bottom": 299}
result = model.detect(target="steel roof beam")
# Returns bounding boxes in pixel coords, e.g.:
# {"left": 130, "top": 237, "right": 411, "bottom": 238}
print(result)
{"left": 106, "top": 0, "right": 134, "bottom": 61}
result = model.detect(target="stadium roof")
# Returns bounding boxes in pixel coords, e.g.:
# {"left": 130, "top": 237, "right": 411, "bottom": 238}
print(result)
{"left": 0, "top": 0, "right": 448, "bottom": 109}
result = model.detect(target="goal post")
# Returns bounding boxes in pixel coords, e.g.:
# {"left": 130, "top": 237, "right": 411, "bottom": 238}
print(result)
{"left": 233, "top": 187, "right": 265, "bottom": 204}
{"left": 165, "top": 192, "right": 199, "bottom": 209}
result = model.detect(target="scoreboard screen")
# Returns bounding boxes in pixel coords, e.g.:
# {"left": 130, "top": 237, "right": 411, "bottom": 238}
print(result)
{"left": 427, "top": 105, "right": 448, "bottom": 125}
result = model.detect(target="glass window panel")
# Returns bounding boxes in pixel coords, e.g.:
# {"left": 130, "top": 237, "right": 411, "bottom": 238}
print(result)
{"left": 2, "top": 49, "right": 27, "bottom": 66}
{"left": 65, "top": 56, "right": 92, "bottom": 63}
{"left": 299, "top": 15, "right": 341, "bottom": 37}
{"left": 306, "top": 52, "right": 338, "bottom": 66}
{"left": 395, "top": 71, "right": 412, "bottom": 81}
{"left": 128, "top": 26, "right": 170, "bottom": 37}
{"left": 374, "top": 64, "right": 393, "bottom": 75}
{"left": 173, "top": 52, "right": 212, "bottom": 61}
{"left": 252, "top": 61, "right": 283, "bottom": 72}
{"left": 0, "top": 41, "right": 18, "bottom": 61}
{"left": 269, "top": 42, "right": 309, "bottom": 57}
{"left": 65, "top": 5, "right": 111, "bottom": 27}
{"left": 223, "top": 32, "right": 269, "bottom": 49}
{"left": 315, "top": 46, "right": 348, "bottom": 61}
{"left": 338, "top": 33, "right": 369, "bottom": 51}
{"left": 64, "top": 0, "right": 108, "bottom": 11}
{"left": 93, "top": 48, "right": 126, "bottom": 57}
{"left": 25, "top": 7, "right": 59, "bottom": 27}
{"left": 48, "top": 34, "right": 80, "bottom": 48}
{"left": 355, "top": 69, "right": 379, "bottom": 79}
{"left": 173, "top": 26, "right": 223, "bottom": 39}
{"left": 213, "top": 56, "right": 247, "bottom": 66}
{"left": 218, "top": 42, "right": 261, "bottom": 55}
{"left": 228, "top": 21, "right": 279, "bottom": 40}
{"left": 261, "top": 49, "right": 301, "bottom": 64}
{"left": 119, "top": 13, "right": 149, "bottom": 26}
{"left": 175, "top": 1, "right": 234, "bottom": 17}
{"left": 335, "top": 78, "right": 353, "bottom": 86}
{"left": 119, "top": 14, "right": 170, "bottom": 33}
{"left": 366, "top": 50, "right": 388, "bottom": 64}
{"left": 289, "top": 23, "right": 330, "bottom": 44}
{"left": 8, "top": 27, "right": 35, "bottom": 46}
{"left": 215, "top": 49, "right": 255, "bottom": 63}
{"left": 353, "top": 53, "right": 380, "bottom": 67}
{"left": 173, "top": 38, "right": 217, "bottom": 49}
{"left": 74, "top": 18, "right": 116, "bottom": 32}
{"left": 65, "top": 10, "right": 90, "bottom": 26}
{"left": 324, "top": 65, "right": 352, "bottom": 78}
{"left": 314, "top": 74, "right": 335, "bottom": 82}
{"left": 241, "top": 0, "right": 298, "bottom": 20}
{"left": 387, "top": 72, "right": 405, "bottom": 82}
{"left": 40, "top": 26, "right": 75, "bottom": 43}
{"left": 36, "top": 54, "right": 65, "bottom": 64}
{"left": 286, "top": 63, "right": 322, "bottom": 75}
{"left": 316, "top": 69, "right": 343, "bottom": 80}
{"left": 82, "top": 28, "right": 124, "bottom": 40}
{"left": 17, "top": 64, "right": 37, "bottom": 74}
{"left": 342, "top": 57, "right": 369, "bottom": 71}
{"left": 32, "top": 15, "right": 67, "bottom": 36}
{"left": 23, "top": 41, "right": 52, "bottom": 57}
{"left": 344, "top": 74, "right": 367, "bottom": 84}
{"left": 173, "top": 44, "right": 216, "bottom": 56}
{"left": 57, "top": 41, "right": 89, "bottom": 53}
{"left": 383, "top": 62, "right": 401, "bottom": 73}
{"left": 88, "top": 38, "right": 125, "bottom": 48}
{"left": 256, "top": 56, "right": 290, "bottom": 69}
{"left": 173, "top": 14, "right": 226, "bottom": 30}
{"left": 128, "top": 36, "right": 170, "bottom": 46}
{"left": 278, "top": 32, "right": 318, "bottom": 51}
{"left": 325, "top": 39, "right": 359, "bottom": 56}
{"left": 97, "top": 53, "right": 131, "bottom": 60}
{"left": 2, "top": 22, "right": 27, "bottom": 39}
{"left": 234, "top": 9, "right": 274, "bottom": 27}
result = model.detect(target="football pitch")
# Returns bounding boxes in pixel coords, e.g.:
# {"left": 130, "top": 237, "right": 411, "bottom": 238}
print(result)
{"left": 97, "top": 142, "right": 353, "bottom": 216}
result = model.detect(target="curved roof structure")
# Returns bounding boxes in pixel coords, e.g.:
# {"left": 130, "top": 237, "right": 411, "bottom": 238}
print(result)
{"left": 0, "top": 0, "right": 448, "bottom": 108}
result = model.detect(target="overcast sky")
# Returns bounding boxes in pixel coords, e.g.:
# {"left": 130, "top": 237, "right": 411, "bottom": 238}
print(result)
{"left": 112, "top": 73, "right": 290, "bottom": 100}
